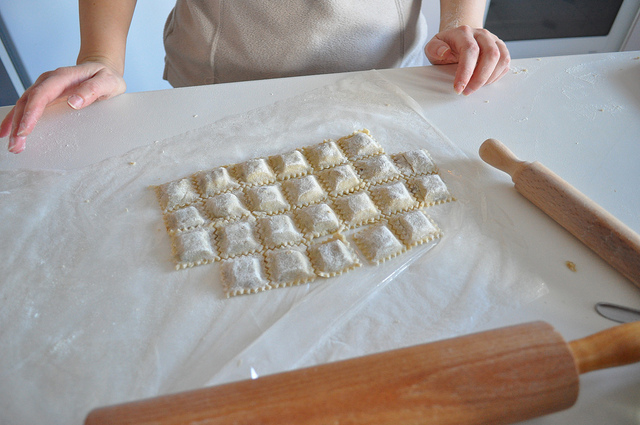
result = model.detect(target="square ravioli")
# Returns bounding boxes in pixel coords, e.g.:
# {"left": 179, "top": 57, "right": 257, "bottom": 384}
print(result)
{"left": 234, "top": 158, "right": 276, "bottom": 185}
{"left": 304, "top": 140, "right": 346, "bottom": 170}
{"left": 265, "top": 246, "right": 316, "bottom": 287}
{"left": 245, "top": 184, "right": 290, "bottom": 214}
{"left": 338, "top": 130, "right": 384, "bottom": 160}
{"left": 295, "top": 203, "right": 341, "bottom": 237}
{"left": 165, "top": 205, "right": 207, "bottom": 233}
{"left": 353, "top": 224, "right": 405, "bottom": 264}
{"left": 369, "top": 181, "right": 417, "bottom": 215}
{"left": 204, "top": 192, "right": 250, "bottom": 221}
{"left": 270, "top": 150, "right": 311, "bottom": 180}
{"left": 318, "top": 164, "right": 363, "bottom": 196}
{"left": 332, "top": 191, "right": 380, "bottom": 228}
{"left": 216, "top": 219, "right": 262, "bottom": 258}
{"left": 156, "top": 178, "right": 200, "bottom": 212}
{"left": 389, "top": 210, "right": 442, "bottom": 247}
{"left": 408, "top": 174, "right": 453, "bottom": 205}
{"left": 282, "top": 175, "right": 326, "bottom": 207}
{"left": 393, "top": 149, "right": 437, "bottom": 176}
{"left": 193, "top": 167, "right": 239, "bottom": 198}
{"left": 354, "top": 154, "right": 401, "bottom": 185}
{"left": 257, "top": 214, "right": 304, "bottom": 248}
{"left": 172, "top": 228, "right": 217, "bottom": 268}
{"left": 222, "top": 254, "right": 270, "bottom": 297}
{"left": 308, "top": 236, "right": 361, "bottom": 277}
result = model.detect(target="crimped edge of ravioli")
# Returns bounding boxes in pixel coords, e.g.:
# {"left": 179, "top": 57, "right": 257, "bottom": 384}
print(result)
{"left": 244, "top": 183, "right": 291, "bottom": 215}
{"left": 293, "top": 203, "right": 344, "bottom": 239}
{"left": 390, "top": 149, "right": 439, "bottom": 177}
{"left": 369, "top": 180, "right": 419, "bottom": 217}
{"left": 388, "top": 211, "right": 444, "bottom": 249}
{"left": 171, "top": 227, "right": 219, "bottom": 270}
{"left": 308, "top": 234, "right": 362, "bottom": 278}
{"left": 256, "top": 214, "right": 305, "bottom": 250}
{"left": 317, "top": 164, "right": 365, "bottom": 197}
{"left": 332, "top": 191, "right": 381, "bottom": 230}
{"left": 281, "top": 175, "right": 328, "bottom": 208}
{"left": 302, "top": 139, "right": 348, "bottom": 171}
{"left": 264, "top": 245, "right": 317, "bottom": 288}
{"left": 163, "top": 203, "right": 210, "bottom": 235}
{"left": 154, "top": 178, "right": 202, "bottom": 213}
{"left": 336, "top": 129, "right": 385, "bottom": 161}
{"left": 406, "top": 174, "right": 456, "bottom": 208}
{"left": 268, "top": 150, "right": 312, "bottom": 181}
{"left": 229, "top": 157, "right": 277, "bottom": 187}
{"left": 214, "top": 218, "right": 263, "bottom": 260}
{"left": 221, "top": 254, "right": 272, "bottom": 298}
{"left": 202, "top": 190, "right": 252, "bottom": 224}
{"left": 191, "top": 166, "right": 241, "bottom": 199}
{"left": 352, "top": 223, "right": 406, "bottom": 265}
{"left": 353, "top": 154, "right": 403, "bottom": 187}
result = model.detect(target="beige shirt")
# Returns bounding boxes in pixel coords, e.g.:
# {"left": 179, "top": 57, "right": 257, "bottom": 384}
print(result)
{"left": 163, "top": 0, "right": 427, "bottom": 87}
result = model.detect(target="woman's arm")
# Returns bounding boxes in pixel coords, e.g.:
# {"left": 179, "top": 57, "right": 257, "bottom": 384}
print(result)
{"left": 2, "top": 0, "right": 137, "bottom": 153}
{"left": 425, "top": 0, "right": 510, "bottom": 95}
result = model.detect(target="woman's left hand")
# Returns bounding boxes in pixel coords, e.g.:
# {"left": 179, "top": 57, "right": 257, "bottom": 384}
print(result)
{"left": 425, "top": 25, "right": 511, "bottom": 95}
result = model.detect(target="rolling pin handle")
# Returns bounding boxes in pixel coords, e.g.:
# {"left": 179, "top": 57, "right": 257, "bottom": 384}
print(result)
{"left": 569, "top": 321, "right": 640, "bottom": 375}
{"left": 479, "top": 138, "right": 527, "bottom": 179}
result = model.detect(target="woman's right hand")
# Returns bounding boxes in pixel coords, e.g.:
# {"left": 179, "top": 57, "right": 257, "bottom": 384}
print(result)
{"left": 1, "top": 60, "right": 126, "bottom": 153}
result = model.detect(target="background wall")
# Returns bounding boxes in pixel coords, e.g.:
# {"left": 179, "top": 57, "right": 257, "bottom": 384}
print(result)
{"left": 0, "top": 1, "right": 441, "bottom": 97}
{"left": 1, "top": 0, "right": 176, "bottom": 95}
{"left": 1, "top": 0, "right": 638, "bottom": 104}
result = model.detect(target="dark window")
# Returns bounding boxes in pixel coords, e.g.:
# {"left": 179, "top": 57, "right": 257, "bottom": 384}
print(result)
{"left": 485, "top": 0, "right": 624, "bottom": 41}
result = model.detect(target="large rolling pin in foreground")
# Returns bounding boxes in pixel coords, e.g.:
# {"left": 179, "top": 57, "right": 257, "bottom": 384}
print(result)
{"left": 85, "top": 321, "right": 640, "bottom": 425}
{"left": 479, "top": 138, "right": 640, "bottom": 289}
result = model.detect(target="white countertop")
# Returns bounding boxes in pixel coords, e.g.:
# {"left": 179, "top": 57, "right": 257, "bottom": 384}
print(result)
{"left": 2, "top": 51, "right": 639, "bottom": 424}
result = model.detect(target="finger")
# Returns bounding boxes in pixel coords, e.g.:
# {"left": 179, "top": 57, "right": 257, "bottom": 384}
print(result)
{"left": 451, "top": 28, "right": 480, "bottom": 94}
{"left": 485, "top": 40, "right": 511, "bottom": 86}
{"left": 12, "top": 71, "right": 80, "bottom": 141}
{"left": 462, "top": 31, "right": 503, "bottom": 95}
{"left": 8, "top": 134, "right": 26, "bottom": 153}
{"left": 425, "top": 38, "right": 454, "bottom": 65}
{"left": 6, "top": 67, "right": 88, "bottom": 152}
{"left": 70, "top": 68, "right": 127, "bottom": 109}
{"left": 1, "top": 108, "right": 15, "bottom": 138}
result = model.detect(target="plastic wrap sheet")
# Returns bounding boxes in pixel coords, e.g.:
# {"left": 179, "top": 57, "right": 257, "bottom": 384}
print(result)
{"left": 0, "top": 71, "right": 546, "bottom": 425}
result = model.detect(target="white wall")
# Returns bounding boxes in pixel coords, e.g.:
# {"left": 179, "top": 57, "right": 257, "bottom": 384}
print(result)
{"left": 1, "top": 0, "right": 175, "bottom": 93}
{"left": 0, "top": 1, "right": 440, "bottom": 94}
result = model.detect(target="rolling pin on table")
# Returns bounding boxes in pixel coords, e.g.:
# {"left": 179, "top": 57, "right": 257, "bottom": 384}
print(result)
{"left": 85, "top": 321, "right": 640, "bottom": 425}
{"left": 479, "top": 138, "right": 640, "bottom": 289}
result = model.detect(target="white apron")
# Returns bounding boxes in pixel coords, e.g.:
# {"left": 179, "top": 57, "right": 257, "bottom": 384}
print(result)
{"left": 163, "top": 0, "right": 427, "bottom": 86}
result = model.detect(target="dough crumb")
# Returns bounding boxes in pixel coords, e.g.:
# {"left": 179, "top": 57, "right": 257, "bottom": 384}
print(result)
{"left": 129, "top": 161, "right": 136, "bottom": 165}
{"left": 565, "top": 261, "right": 577, "bottom": 272}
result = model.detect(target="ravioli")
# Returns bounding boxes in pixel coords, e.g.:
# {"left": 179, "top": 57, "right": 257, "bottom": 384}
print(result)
{"left": 353, "top": 224, "right": 405, "bottom": 264}
{"left": 156, "top": 129, "right": 454, "bottom": 296}
{"left": 308, "top": 236, "right": 361, "bottom": 277}
{"left": 222, "top": 254, "right": 270, "bottom": 297}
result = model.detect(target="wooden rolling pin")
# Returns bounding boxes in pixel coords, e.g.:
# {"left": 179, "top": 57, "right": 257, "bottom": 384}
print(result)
{"left": 85, "top": 321, "right": 640, "bottom": 425}
{"left": 479, "top": 138, "right": 640, "bottom": 289}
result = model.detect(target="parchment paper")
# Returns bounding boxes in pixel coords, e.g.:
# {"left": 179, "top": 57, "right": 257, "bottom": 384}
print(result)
{"left": 0, "top": 71, "right": 546, "bottom": 425}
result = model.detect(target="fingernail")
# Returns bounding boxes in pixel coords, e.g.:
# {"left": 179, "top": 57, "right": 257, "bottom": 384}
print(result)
{"left": 67, "top": 94, "right": 84, "bottom": 110}
{"left": 8, "top": 136, "right": 26, "bottom": 153}
{"left": 437, "top": 46, "right": 450, "bottom": 58}
{"left": 16, "top": 120, "right": 27, "bottom": 137}
{"left": 454, "top": 83, "right": 466, "bottom": 94}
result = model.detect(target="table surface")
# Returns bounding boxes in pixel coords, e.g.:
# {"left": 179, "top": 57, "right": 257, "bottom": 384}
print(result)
{"left": 2, "top": 51, "right": 640, "bottom": 424}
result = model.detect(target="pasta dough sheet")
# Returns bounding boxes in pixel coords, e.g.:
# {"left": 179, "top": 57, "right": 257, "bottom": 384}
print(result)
{"left": 0, "top": 71, "right": 546, "bottom": 425}
{"left": 156, "top": 129, "right": 452, "bottom": 297}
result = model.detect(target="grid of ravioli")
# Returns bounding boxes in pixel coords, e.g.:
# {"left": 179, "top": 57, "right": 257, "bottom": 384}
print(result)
{"left": 155, "top": 129, "right": 454, "bottom": 297}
